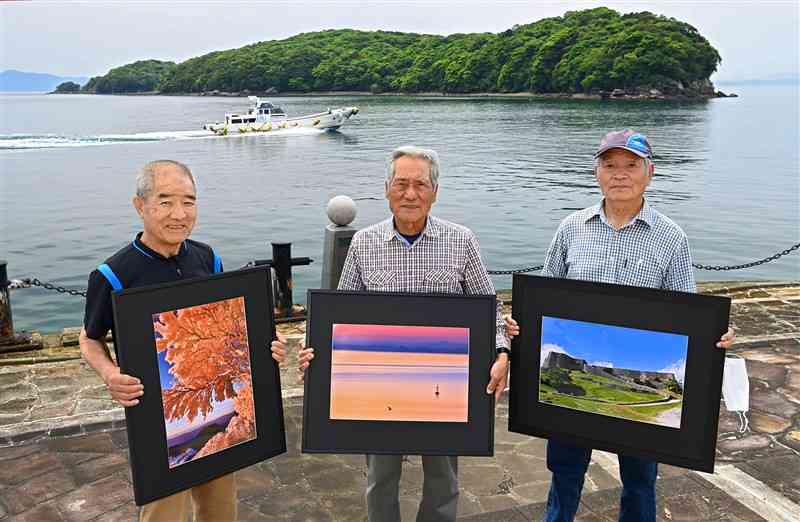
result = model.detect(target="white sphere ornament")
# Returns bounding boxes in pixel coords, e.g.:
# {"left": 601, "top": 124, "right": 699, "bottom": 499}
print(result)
{"left": 326, "top": 195, "right": 357, "bottom": 226}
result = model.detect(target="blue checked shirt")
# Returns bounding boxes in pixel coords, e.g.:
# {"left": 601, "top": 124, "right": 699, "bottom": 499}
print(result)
{"left": 338, "top": 215, "right": 509, "bottom": 349}
{"left": 542, "top": 199, "right": 696, "bottom": 292}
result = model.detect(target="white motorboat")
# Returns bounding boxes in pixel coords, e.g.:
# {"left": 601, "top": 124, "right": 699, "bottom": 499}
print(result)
{"left": 202, "top": 97, "right": 359, "bottom": 136}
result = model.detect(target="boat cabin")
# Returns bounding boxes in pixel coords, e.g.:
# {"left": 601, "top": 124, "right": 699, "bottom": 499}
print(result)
{"left": 225, "top": 98, "right": 286, "bottom": 125}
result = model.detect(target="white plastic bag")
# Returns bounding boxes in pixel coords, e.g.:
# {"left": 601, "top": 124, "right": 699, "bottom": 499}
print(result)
{"left": 722, "top": 356, "right": 750, "bottom": 433}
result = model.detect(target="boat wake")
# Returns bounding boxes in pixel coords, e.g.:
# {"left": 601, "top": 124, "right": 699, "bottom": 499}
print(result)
{"left": 0, "top": 127, "right": 326, "bottom": 150}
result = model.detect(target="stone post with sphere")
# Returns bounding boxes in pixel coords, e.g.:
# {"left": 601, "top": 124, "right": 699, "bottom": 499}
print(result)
{"left": 321, "top": 196, "right": 357, "bottom": 289}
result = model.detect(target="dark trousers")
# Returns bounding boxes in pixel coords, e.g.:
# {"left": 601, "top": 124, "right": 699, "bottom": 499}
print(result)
{"left": 366, "top": 454, "right": 459, "bottom": 522}
{"left": 543, "top": 440, "right": 657, "bottom": 522}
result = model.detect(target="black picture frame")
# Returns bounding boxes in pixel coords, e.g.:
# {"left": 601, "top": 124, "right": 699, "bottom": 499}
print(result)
{"left": 509, "top": 275, "right": 730, "bottom": 473}
{"left": 111, "top": 266, "right": 286, "bottom": 505}
{"left": 302, "top": 290, "right": 497, "bottom": 456}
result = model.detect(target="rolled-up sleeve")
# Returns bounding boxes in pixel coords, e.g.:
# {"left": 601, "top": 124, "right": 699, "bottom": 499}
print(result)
{"left": 542, "top": 225, "right": 568, "bottom": 278}
{"left": 336, "top": 236, "right": 366, "bottom": 292}
{"left": 463, "top": 233, "right": 509, "bottom": 350}
{"left": 664, "top": 234, "right": 697, "bottom": 293}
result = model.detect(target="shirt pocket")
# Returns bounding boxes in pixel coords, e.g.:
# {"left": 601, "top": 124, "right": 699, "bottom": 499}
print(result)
{"left": 422, "top": 269, "right": 462, "bottom": 293}
{"left": 618, "top": 256, "right": 665, "bottom": 289}
{"left": 565, "top": 252, "right": 605, "bottom": 282}
{"left": 364, "top": 269, "right": 397, "bottom": 291}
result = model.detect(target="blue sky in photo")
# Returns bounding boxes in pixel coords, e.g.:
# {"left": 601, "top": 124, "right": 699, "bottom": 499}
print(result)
{"left": 157, "top": 350, "right": 175, "bottom": 391}
{"left": 540, "top": 316, "right": 688, "bottom": 373}
{"left": 332, "top": 324, "right": 469, "bottom": 355}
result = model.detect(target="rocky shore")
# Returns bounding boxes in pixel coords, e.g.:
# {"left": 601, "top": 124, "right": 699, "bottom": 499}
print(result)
{"left": 73, "top": 79, "right": 738, "bottom": 100}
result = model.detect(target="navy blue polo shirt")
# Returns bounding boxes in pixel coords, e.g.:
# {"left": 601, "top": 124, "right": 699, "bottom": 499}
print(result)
{"left": 83, "top": 232, "right": 221, "bottom": 340}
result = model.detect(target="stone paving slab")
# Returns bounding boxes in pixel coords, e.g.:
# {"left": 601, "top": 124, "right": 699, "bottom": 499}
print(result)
{"left": 0, "top": 397, "right": 771, "bottom": 522}
{"left": 1, "top": 282, "right": 799, "bottom": 520}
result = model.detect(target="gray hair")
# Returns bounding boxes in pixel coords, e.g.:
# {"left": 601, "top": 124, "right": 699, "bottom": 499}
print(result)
{"left": 386, "top": 145, "right": 440, "bottom": 189}
{"left": 136, "top": 160, "right": 197, "bottom": 199}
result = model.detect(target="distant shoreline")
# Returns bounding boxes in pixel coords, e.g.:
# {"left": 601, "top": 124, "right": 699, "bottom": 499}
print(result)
{"left": 49, "top": 89, "right": 738, "bottom": 100}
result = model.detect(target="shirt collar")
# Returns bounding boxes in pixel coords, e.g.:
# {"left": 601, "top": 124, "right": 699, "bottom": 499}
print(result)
{"left": 133, "top": 232, "right": 188, "bottom": 260}
{"left": 586, "top": 199, "right": 654, "bottom": 228}
{"left": 381, "top": 216, "right": 441, "bottom": 242}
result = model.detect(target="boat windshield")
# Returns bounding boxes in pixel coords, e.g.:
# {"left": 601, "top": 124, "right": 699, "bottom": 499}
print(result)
{"left": 272, "top": 106, "right": 286, "bottom": 115}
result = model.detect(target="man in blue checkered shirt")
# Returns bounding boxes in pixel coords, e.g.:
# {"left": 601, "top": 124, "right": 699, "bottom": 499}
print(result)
{"left": 299, "top": 145, "right": 511, "bottom": 522}
{"left": 506, "top": 130, "right": 734, "bottom": 522}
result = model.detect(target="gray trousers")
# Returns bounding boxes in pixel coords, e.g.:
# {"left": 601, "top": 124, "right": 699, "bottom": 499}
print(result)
{"left": 366, "top": 454, "right": 459, "bottom": 522}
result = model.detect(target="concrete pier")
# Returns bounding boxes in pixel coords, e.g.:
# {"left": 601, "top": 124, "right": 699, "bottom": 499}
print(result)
{"left": 1, "top": 282, "right": 798, "bottom": 521}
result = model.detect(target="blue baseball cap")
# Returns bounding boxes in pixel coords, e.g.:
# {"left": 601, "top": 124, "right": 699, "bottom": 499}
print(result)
{"left": 594, "top": 129, "right": 653, "bottom": 159}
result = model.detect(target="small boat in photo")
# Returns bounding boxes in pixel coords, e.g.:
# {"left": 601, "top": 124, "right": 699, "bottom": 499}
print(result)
{"left": 202, "top": 96, "right": 359, "bottom": 136}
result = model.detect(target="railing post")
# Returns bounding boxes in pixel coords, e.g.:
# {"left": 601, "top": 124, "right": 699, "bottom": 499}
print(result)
{"left": 321, "top": 196, "right": 357, "bottom": 290}
{"left": 0, "top": 260, "right": 13, "bottom": 342}
{"left": 0, "top": 261, "right": 42, "bottom": 353}
{"left": 271, "top": 242, "right": 292, "bottom": 318}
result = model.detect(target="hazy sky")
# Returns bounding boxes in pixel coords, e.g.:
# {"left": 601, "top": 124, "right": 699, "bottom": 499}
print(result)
{"left": 1, "top": 1, "right": 797, "bottom": 82}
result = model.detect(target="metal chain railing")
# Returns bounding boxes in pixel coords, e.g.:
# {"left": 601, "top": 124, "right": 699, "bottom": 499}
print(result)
{"left": 9, "top": 278, "right": 88, "bottom": 297}
{"left": 489, "top": 243, "right": 800, "bottom": 275}
{"left": 7, "top": 243, "right": 799, "bottom": 297}
{"left": 691, "top": 243, "right": 800, "bottom": 271}
{"left": 488, "top": 265, "right": 544, "bottom": 275}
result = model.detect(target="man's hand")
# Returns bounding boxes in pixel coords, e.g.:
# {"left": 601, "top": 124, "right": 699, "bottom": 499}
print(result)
{"left": 717, "top": 327, "right": 735, "bottom": 349}
{"left": 271, "top": 332, "right": 288, "bottom": 365}
{"left": 102, "top": 367, "right": 144, "bottom": 407}
{"left": 486, "top": 353, "right": 509, "bottom": 401}
{"left": 297, "top": 336, "right": 314, "bottom": 383}
{"left": 504, "top": 315, "right": 519, "bottom": 339}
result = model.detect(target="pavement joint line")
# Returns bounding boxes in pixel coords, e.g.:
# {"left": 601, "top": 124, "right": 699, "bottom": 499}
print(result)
{"left": 731, "top": 296, "right": 800, "bottom": 304}
{"left": 733, "top": 295, "right": 800, "bottom": 304}
{"left": 590, "top": 450, "right": 622, "bottom": 485}
{"left": 733, "top": 333, "right": 800, "bottom": 344}
{"left": 695, "top": 465, "right": 800, "bottom": 522}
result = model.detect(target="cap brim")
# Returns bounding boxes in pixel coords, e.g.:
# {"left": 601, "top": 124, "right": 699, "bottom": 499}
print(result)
{"left": 594, "top": 145, "right": 649, "bottom": 159}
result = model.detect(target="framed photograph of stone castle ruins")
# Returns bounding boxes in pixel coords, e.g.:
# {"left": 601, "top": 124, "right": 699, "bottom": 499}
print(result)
{"left": 302, "top": 290, "right": 497, "bottom": 456}
{"left": 508, "top": 275, "right": 731, "bottom": 472}
{"left": 110, "top": 266, "right": 286, "bottom": 505}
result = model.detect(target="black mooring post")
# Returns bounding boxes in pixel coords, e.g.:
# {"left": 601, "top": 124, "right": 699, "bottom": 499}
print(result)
{"left": 0, "top": 261, "right": 12, "bottom": 342}
{"left": 271, "top": 243, "right": 292, "bottom": 317}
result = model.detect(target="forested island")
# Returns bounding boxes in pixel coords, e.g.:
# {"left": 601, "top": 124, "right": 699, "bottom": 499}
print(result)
{"left": 79, "top": 8, "right": 729, "bottom": 99}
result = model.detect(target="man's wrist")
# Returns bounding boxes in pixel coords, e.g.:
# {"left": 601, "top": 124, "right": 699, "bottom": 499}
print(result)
{"left": 495, "top": 348, "right": 510, "bottom": 363}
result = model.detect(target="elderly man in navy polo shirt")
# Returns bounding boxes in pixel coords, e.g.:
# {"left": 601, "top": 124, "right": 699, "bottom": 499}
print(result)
{"left": 506, "top": 130, "right": 734, "bottom": 522}
{"left": 79, "top": 160, "right": 288, "bottom": 522}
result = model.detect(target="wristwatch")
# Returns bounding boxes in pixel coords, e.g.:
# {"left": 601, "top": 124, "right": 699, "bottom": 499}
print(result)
{"left": 496, "top": 346, "right": 511, "bottom": 356}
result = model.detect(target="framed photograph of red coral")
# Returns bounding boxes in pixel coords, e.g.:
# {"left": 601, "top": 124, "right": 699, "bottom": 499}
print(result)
{"left": 111, "top": 266, "right": 285, "bottom": 505}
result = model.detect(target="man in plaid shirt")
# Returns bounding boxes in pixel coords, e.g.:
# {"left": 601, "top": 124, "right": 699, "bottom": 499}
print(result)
{"left": 506, "top": 130, "right": 734, "bottom": 522}
{"left": 299, "top": 145, "right": 510, "bottom": 521}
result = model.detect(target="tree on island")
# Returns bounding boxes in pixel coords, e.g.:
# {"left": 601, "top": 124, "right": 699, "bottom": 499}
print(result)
{"left": 154, "top": 297, "right": 256, "bottom": 458}
{"left": 82, "top": 59, "right": 176, "bottom": 94}
{"left": 86, "top": 7, "right": 722, "bottom": 96}
{"left": 54, "top": 81, "right": 81, "bottom": 93}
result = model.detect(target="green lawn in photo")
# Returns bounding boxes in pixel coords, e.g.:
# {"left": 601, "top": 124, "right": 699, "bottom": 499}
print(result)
{"left": 539, "top": 368, "right": 683, "bottom": 427}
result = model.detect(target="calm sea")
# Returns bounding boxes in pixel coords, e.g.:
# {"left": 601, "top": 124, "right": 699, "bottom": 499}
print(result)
{"left": 1, "top": 87, "right": 798, "bottom": 332}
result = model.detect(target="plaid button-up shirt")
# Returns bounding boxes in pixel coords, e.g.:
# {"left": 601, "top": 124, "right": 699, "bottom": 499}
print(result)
{"left": 542, "top": 199, "right": 696, "bottom": 292}
{"left": 338, "top": 215, "right": 509, "bottom": 349}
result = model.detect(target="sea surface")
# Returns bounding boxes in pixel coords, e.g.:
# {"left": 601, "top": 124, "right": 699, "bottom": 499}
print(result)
{"left": 1, "top": 87, "right": 798, "bottom": 332}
